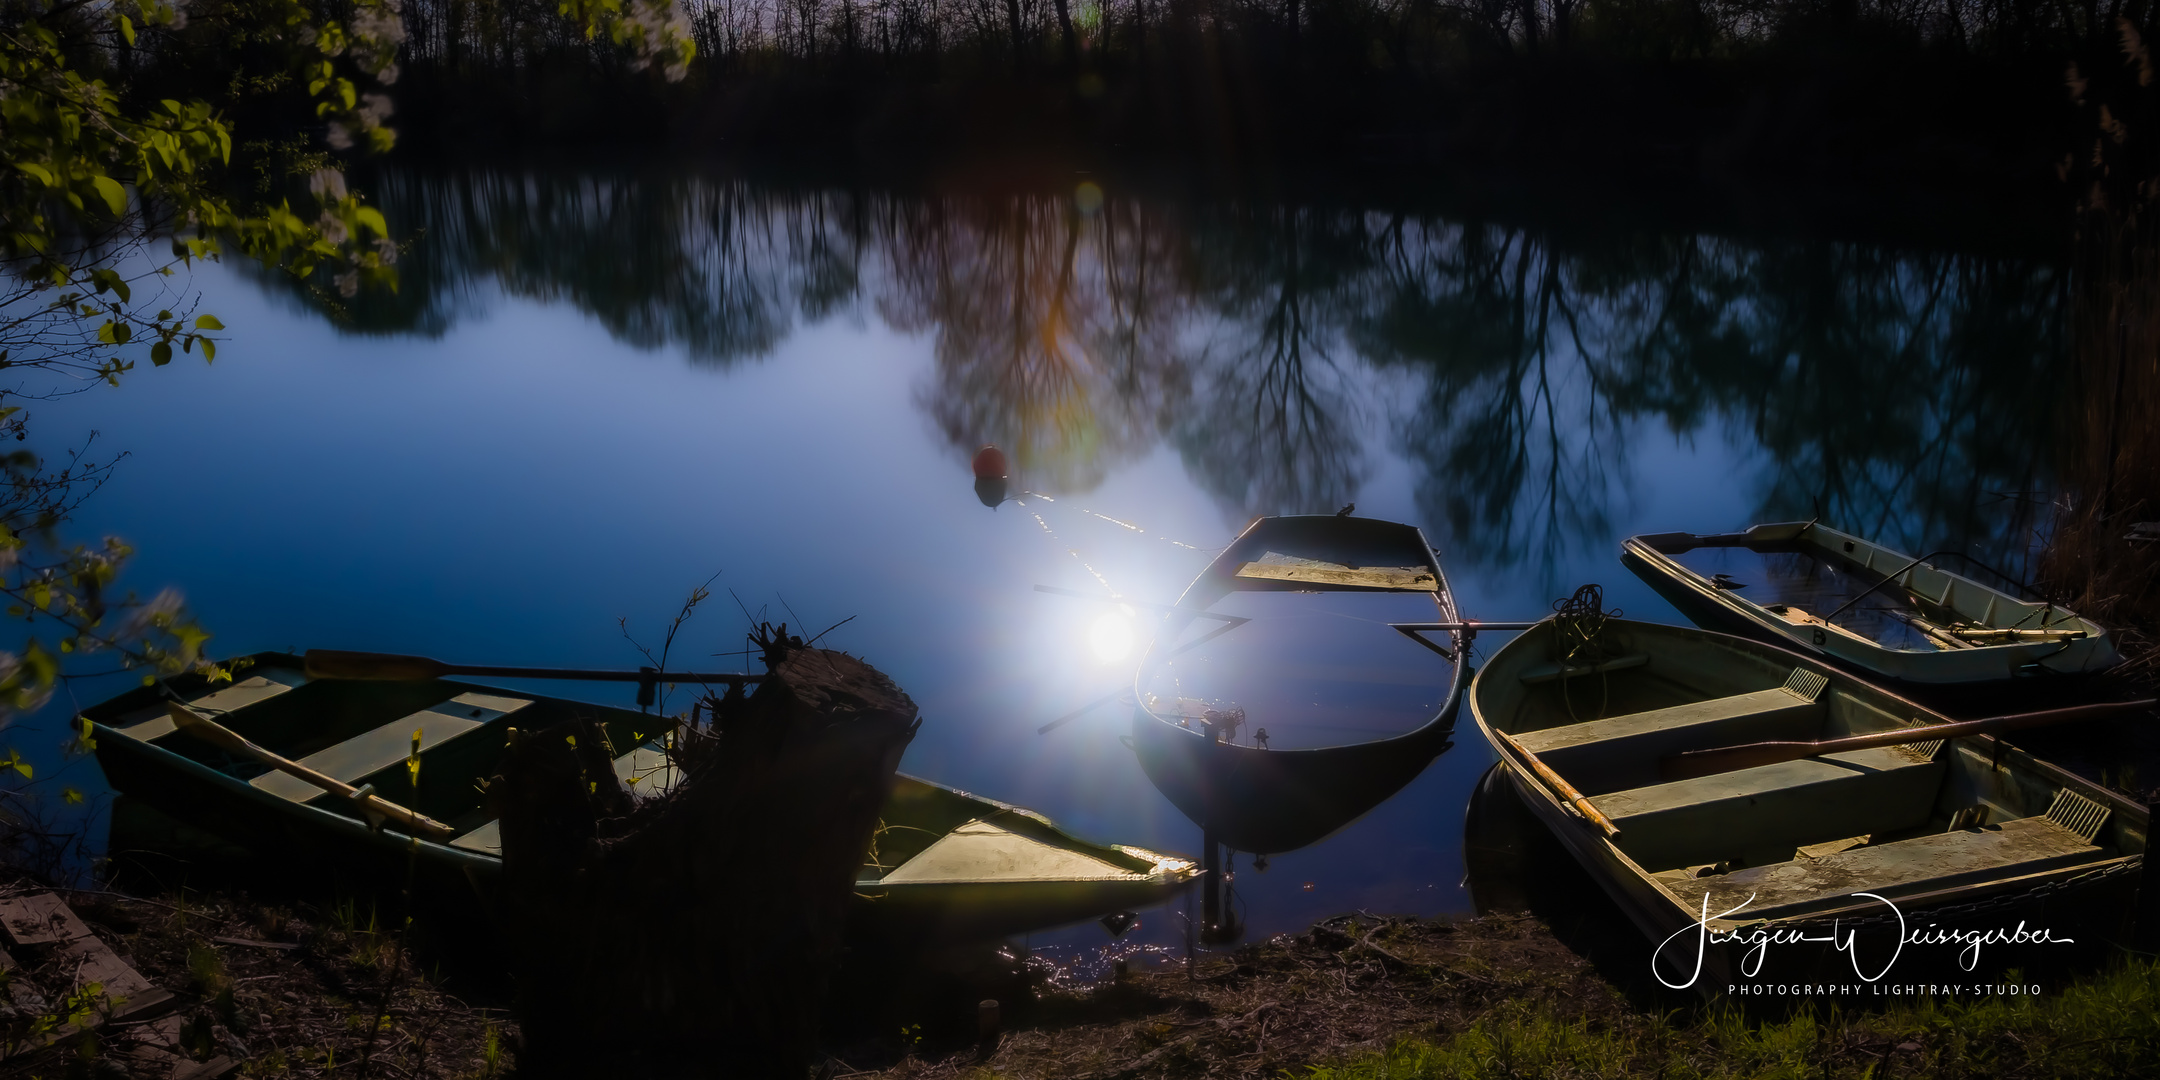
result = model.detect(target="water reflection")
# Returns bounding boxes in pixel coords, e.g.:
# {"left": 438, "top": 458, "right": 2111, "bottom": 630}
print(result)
{"left": 266, "top": 170, "right": 2067, "bottom": 578}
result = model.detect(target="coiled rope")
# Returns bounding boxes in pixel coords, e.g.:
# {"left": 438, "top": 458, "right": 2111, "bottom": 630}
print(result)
{"left": 1551, "top": 583, "right": 1622, "bottom": 722}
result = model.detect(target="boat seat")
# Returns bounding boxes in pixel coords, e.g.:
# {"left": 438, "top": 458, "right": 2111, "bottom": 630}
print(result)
{"left": 871, "top": 820, "right": 1145, "bottom": 885}
{"left": 447, "top": 741, "right": 666, "bottom": 855}
{"left": 1663, "top": 816, "right": 2104, "bottom": 919}
{"left": 1590, "top": 746, "right": 1944, "bottom": 872}
{"left": 109, "top": 673, "right": 307, "bottom": 743}
{"left": 1515, "top": 675, "right": 1827, "bottom": 795}
{"left": 251, "top": 692, "right": 530, "bottom": 804}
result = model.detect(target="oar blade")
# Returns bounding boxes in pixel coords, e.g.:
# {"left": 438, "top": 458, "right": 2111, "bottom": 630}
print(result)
{"left": 305, "top": 649, "right": 449, "bottom": 681}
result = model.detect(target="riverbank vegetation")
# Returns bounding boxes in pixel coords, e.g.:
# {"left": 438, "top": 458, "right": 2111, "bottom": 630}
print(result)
{"left": 10, "top": 870, "right": 2154, "bottom": 1080}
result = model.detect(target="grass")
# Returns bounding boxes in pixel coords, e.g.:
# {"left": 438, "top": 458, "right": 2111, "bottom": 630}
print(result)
{"left": 1304, "top": 960, "right": 2160, "bottom": 1080}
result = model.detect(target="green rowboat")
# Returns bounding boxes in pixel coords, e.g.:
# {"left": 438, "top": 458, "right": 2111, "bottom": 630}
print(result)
{"left": 89, "top": 653, "right": 1197, "bottom": 943}
{"left": 1622, "top": 522, "right": 2119, "bottom": 690}
{"left": 1470, "top": 617, "right": 2147, "bottom": 992}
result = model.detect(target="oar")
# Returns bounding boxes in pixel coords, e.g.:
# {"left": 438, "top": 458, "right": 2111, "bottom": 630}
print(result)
{"left": 305, "top": 650, "right": 765, "bottom": 687}
{"left": 164, "top": 705, "right": 459, "bottom": 841}
{"left": 1660, "top": 698, "right": 2158, "bottom": 781}
{"left": 1034, "top": 585, "right": 1247, "bottom": 623}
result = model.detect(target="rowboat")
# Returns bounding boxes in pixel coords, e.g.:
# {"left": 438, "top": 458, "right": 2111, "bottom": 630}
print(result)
{"left": 1622, "top": 522, "right": 2119, "bottom": 690}
{"left": 1470, "top": 616, "right": 2147, "bottom": 992}
{"left": 88, "top": 653, "right": 1198, "bottom": 943}
{"left": 1129, "top": 515, "right": 1468, "bottom": 854}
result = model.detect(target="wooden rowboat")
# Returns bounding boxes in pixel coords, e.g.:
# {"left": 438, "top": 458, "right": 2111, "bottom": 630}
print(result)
{"left": 1470, "top": 616, "right": 2147, "bottom": 992}
{"left": 89, "top": 653, "right": 1197, "bottom": 943}
{"left": 1622, "top": 522, "right": 2118, "bottom": 691}
{"left": 1129, "top": 515, "right": 1468, "bottom": 854}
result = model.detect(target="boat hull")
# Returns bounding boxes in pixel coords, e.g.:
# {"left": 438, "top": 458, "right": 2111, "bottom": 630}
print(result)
{"left": 1129, "top": 515, "right": 1467, "bottom": 853}
{"left": 1129, "top": 705, "right": 1457, "bottom": 853}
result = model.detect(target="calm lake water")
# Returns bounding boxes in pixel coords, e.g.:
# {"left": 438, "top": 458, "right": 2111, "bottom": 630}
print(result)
{"left": 17, "top": 168, "right": 2070, "bottom": 957}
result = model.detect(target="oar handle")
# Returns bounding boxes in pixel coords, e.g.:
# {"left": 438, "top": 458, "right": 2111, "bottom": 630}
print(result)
{"left": 305, "top": 650, "right": 448, "bottom": 681}
{"left": 1662, "top": 698, "right": 2158, "bottom": 781}
{"left": 303, "top": 649, "right": 765, "bottom": 686}
{"left": 166, "top": 705, "right": 458, "bottom": 841}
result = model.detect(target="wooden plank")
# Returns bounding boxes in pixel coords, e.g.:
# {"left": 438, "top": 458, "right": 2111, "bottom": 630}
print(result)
{"left": 1234, "top": 562, "right": 1437, "bottom": 591}
{"left": 111, "top": 676, "right": 300, "bottom": 742}
{"left": 248, "top": 691, "right": 526, "bottom": 803}
{"left": 123, "top": 1013, "right": 237, "bottom": 1079}
{"left": 0, "top": 892, "right": 93, "bottom": 948}
{"left": 62, "top": 935, "right": 169, "bottom": 1016}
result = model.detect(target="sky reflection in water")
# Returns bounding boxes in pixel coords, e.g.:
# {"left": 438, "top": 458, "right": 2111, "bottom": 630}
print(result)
{"left": 21, "top": 170, "right": 2068, "bottom": 953}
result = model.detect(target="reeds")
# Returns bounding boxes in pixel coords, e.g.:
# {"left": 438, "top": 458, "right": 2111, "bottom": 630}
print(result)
{"left": 2037, "top": 19, "right": 2160, "bottom": 678}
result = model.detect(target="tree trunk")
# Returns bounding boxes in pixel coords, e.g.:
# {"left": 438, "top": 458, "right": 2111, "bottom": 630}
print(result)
{"left": 494, "top": 633, "right": 920, "bottom": 1079}
{"left": 1006, "top": 0, "right": 1026, "bottom": 69}
{"left": 1052, "top": 0, "right": 1077, "bottom": 68}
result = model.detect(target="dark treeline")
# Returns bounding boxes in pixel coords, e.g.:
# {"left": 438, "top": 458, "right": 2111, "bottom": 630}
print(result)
{"left": 261, "top": 170, "right": 2066, "bottom": 588}
{"left": 378, "top": 0, "right": 2110, "bottom": 186}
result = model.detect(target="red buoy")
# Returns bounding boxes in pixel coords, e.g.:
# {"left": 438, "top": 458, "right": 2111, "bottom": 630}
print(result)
{"left": 972, "top": 444, "right": 1009, "bottom": 479}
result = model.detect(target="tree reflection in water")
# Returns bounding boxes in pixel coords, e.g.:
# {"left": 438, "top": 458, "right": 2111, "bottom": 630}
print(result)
{"left": 267, "top": 171, "right": 2067, "bottom": 572}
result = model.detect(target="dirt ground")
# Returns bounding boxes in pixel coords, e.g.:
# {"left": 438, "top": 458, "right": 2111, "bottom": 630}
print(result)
{"left": 0, "top": 872, "right": 1630, "bottom": 1080}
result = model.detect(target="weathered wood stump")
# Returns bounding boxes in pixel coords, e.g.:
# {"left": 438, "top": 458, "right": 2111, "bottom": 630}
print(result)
{"left": 493, "top": 632, "right": 919, "bottom": 1079}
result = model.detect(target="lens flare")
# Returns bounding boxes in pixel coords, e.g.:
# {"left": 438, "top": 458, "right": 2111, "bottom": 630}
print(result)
{"left": 1089, "top": 612, "right": 1135, "bottom": 663}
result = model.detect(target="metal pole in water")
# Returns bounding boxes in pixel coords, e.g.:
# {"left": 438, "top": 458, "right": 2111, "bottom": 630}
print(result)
{"left": 1202, "top": 830, "right": 1222, "bottom": 941}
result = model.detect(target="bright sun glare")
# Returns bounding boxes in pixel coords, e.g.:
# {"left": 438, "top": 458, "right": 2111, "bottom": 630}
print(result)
{"left": 1089, "top": 612, "right": 1136, "bottom": 663}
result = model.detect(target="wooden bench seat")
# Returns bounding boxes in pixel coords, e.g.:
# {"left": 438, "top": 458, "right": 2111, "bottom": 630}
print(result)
{"left": 251, "top": 692, "right": 530, "bottom": 804}
{"left": 1590, "top": 747, "right": 1944, "bottom": 872}
{"left": 1664, "top": 816, "right": 2103, "bottom": 918}
{"left": 1515, "top": 686, "right": 1824, "bottom": 794}
{"left": 110, "top": 672, "right": 307, "bottom": 743}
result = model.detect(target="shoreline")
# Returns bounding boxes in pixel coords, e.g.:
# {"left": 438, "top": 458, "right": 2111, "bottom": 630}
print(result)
{"left": 3, "top": 870, "right": 2154, "bottom": 1079}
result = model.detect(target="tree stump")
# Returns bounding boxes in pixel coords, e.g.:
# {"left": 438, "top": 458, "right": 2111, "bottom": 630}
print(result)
{"left": 492, "top": 632, "right": 920, "bottom": 1079}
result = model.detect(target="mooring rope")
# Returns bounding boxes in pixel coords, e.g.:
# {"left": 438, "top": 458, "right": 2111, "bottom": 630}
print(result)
{"left": 1550, "top": 583, "right": 1622, "bottom": 722}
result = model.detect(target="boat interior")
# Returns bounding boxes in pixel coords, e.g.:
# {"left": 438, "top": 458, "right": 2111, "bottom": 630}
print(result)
{"left": 1636, "top": 523, "right": 2099, "bottom": 653}
{"left": 89, "top": 659, "right": 671, "bottom": 854}
{"left": 90, "top": 656, "right": 1184, "bottom": 890}
{"left": 1142, "top": 516, "right": 1462, "bottom": 750}
{"left": 1486, "top": 623, "right": 2143, "bottom": 920}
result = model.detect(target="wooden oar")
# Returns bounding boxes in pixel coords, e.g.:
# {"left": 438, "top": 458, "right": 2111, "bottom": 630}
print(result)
{"left": 1034, "top": 585, "right": 1247, "bottom": 623}
{"left": 1660, "top": 698, "right": 2158, "bottom": 781}
{"left": 164, "top": 705, "right": 458, "bottom": 841}
{"left": 305, "top": 650, "right": 765, "bottom": 686}
{"left": 1495, "top": 729, "right": 1620, "bottom": 839}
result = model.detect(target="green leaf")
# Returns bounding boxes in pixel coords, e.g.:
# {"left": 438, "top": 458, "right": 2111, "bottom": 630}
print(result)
{"left": 63, "top": 787, "right": 83, "bottom": 805}
{"left": 14, "top": 163, "right": 54, "bottom": 187}
{"left": 194, "top": 314, "right": 224, "bottom": 330}
{"left": 150, "top": 341, "right": 172, "bottom": 366}
{"left": 118, "top": 14, "right": 136, "bottom": 47}
{"left": 201, "top": 338, "right": 216, "bottom": 362}
{"left": 92, "top": 175, "right": 126, "bottom": 216}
